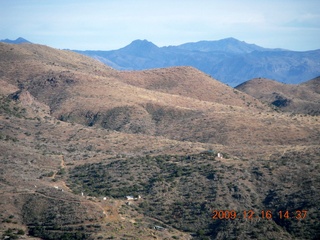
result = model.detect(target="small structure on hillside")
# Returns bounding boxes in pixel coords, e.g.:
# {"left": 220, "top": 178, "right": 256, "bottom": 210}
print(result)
{"left": 126, "top": 196, "right": 134, "bottom": 201}
{"left": 154, "top": 225, "right": 165, "bottom": 231}
{"left": 217, "top": 153, "right": 223, "bottom": 158}
{"left": 126, "top": 195, "right": 142, "bottom": 201}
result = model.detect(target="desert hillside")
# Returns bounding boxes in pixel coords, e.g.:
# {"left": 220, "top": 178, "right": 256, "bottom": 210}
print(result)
{"left": 302, "top": 76, "right": 320, "bottom": 93}
{"left": 0, "top": 42, "right": 319, "bottom": 240}
{"left": 1, "top": 43, "right": 319, "bottom": 156}
{"left": 236, "top": 77, "right": 320, "bottom": 115}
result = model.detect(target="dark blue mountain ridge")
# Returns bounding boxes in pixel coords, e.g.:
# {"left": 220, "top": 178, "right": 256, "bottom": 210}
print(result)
{"left": 74, "top": 38, "right": 320, "bottom": 86}
{"left": 0, "top": 37, "right": 31, "bottom": 44}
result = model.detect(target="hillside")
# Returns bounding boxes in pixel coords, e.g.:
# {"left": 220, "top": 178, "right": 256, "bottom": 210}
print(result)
{"left": 0, "top": 42, "right": 319, "bottom": 239}
{"left": 74, "top": 38, "right": 320, "bottom": 86}
{"left": 117, "top": 67, "right": 265, "bottom": 107}
{"left": 236, "top": 77, "right": 320, "bottom": 115}
{"left": 2, "top": 42, "right": 318, "bottom": 155}
{"left": 302, "top": 76, "right": 320, "bottom": 93}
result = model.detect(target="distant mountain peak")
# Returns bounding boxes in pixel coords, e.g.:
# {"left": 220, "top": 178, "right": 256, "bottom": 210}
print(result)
{"left": 0, "top": 37, "right": 31, "bottom": 44}
{"left": 120, "top": 39, "right": 159, "bottom": 54}
{"left": 220, "top": 37, "right": 240, "bottom": 42}
{"left": 131, "top": 39, "right": 155, "bottom": 45}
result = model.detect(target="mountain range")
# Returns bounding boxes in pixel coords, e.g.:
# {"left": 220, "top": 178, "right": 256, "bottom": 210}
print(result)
{"left": 3, "top": 37, "right": 320, "bottom": 87}
{"left": 0, "top": 41, "right": 319, "bottom": 239}
{"left": 74, "top": 38, "right": 320, "bottom": 86}
{"left": 0, "top": 37, "right": 31, "bottom": 44}
{"left": 0, "top": 40, "right": 320, "bottom": 240}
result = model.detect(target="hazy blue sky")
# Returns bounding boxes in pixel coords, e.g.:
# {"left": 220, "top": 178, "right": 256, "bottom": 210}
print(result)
{"left": 1, "top": 0, "right": 319, "bottom": 50}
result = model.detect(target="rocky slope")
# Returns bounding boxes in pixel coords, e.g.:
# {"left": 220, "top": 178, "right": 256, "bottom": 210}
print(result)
{"left": 236, "top": 77, "right": 320, "bottom": 115}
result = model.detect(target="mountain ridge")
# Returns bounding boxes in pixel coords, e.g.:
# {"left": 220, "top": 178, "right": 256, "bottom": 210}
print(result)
{"left": 74, "top": 38, "right": 320, "bottom": 86}
{"left": 3, "top": 37, "right": 319, "bottom": 86}
{"left": 175, "top": 37, "right": 269, "bottom": 53}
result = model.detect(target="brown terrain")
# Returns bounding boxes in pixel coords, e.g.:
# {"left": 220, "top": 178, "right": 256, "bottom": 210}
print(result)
{"left": 236, "top": 77, "right": 320, "bottom": 116}
{"left": 0, "top": 42, "right": 319, "bottom": 239}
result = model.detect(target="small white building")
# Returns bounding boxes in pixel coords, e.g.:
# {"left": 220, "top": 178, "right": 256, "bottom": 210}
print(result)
{"left": 126, "top": 196, "right": 134, "bottom": 201}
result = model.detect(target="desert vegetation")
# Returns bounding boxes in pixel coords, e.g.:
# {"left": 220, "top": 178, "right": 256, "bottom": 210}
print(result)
{"left": 68, "top": 150, "right": 320, "bottom": 239}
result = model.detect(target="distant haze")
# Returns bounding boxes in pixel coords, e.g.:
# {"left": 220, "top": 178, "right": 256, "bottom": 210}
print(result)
{"left": 0, "top": 0, "right": 320, "bottom": 51}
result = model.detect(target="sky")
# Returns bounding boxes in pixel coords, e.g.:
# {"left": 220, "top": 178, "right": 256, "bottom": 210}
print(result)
{"left": 0, "top": 0, "right": 320, "bottom": 51}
